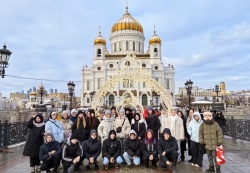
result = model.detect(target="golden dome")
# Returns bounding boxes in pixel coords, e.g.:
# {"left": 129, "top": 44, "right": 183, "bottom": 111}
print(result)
{"left": 94, "top": 32, "right": 106, "bottom": 45}
{"left": 30, "top": 91, "right": 37, "bottom": 96}
{"left": 111, "top": 7, "right": 143, "bottom": 33}
{"left": 149, "top": 31, "right": 161, "bottom": 44}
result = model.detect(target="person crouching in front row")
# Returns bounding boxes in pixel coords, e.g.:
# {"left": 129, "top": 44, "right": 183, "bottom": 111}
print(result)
{"left": 102, "top": 130, "right": 123, "bottom": 169}
{"left": 39, "top": 133, "right": 62, "bottom": 173}
{"left": 123, "top": 130, "right": 141, "bottom": 168}
{"left": 62, "top": 133, "right": 83, "bottom": 173}
{"left": 142, "top": 129, "right": 159, "bottom": 169}
{"left": 82, "top": 130, "right": 102, "bottom": 171}
{"left": 157, "top": 128, "right": 178, "bottom": 169}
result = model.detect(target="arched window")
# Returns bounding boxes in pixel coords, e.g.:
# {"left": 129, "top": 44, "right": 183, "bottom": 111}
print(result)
{"left": 87, "top": 80, "right": 90, "bottom": 90}
{"left": 133, "top": 42, "right": 135, "bottom": 51}
{"left": 154, "top": 48, "right": 158, "bottom": 56}
{"left": 109, "top": 94, "right": 115, "bottom": 105}
{"left": 114, "top": 43, "right": 117, "bottom": 52}
{"left": 142, "top": 94, "right": 148, "bottom": 106}
{"left": 87, "top": 97, "right": 90, "bottom": 103}
{"left": 126, "top": 41, "right": 129, "bottom": 50}
{"left": 97, "top": 49, "right": 101, "bottom": 57}
{"left": 97, "top": 79, "right": 101, "bottom": 89}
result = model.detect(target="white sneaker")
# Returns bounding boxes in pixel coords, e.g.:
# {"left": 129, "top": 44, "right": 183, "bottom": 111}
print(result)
{"left": 194, "top": 164, "right": 200, "bottom": 167}
{"left": 191, "top": 163, "right": 195, "bottom": 166}
{"left": 36, "top": 165, "right": 41, "bottom": 172}
{"left": 30, "top": 167, "right": 35, "bottom": 173}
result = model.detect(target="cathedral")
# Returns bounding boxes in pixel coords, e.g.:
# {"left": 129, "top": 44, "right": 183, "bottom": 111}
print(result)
{"left": 81, "top": 6, "right": 175, "bottom": 107}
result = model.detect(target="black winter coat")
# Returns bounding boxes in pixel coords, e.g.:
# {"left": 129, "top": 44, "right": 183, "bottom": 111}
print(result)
{"left": 142, "top": 139, "right": 158, "bottom": 159}
{"left": 131, "top": 120, "right": 146, "bottom": 140}
{"left": 124, "top": 138, "right": 141, "bottom": 157}
{"left": 71, "top": 121, "right": 89, "bottom": 142}
{"left": 102, "top": 138, "right": 121, "bottom": 159}
{"left": 23, "top": 117, "right": 45, "bottom": 157}
{"left": 157, "top": 136, "right": 178, "bottom": 162}
{"left": 214, "top": 114, "right": 226, "bottom": 127}
{"left": 39, "top": 140, "right": 62, "bottom": 161}
{"left": 146, "top": 115, "right": 161, "bottom": 132}
{"left": 83, "top": 138, "right": 101, "bottom": 159}
{"left": 62, "top": 142, "right": 83, "bottom": 162}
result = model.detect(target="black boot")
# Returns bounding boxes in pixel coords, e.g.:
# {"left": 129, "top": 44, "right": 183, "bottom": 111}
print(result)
{"left": 152, "top": 161, "right": 157, "bottom": 169}
{"left": 94, "top": 164, "right": 99, "bottom": 170}
{"left": 205, "top": 166, "right": 215, "bottom": 172}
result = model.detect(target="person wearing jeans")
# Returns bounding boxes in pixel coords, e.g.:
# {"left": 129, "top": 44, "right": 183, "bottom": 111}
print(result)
{"left": 123, "top": 130, "right": 141, "bottom": 168}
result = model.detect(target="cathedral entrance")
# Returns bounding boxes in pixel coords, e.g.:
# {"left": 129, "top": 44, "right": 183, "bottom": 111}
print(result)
{"left": 92, "top": 53, "right": 173, "bottom": 114}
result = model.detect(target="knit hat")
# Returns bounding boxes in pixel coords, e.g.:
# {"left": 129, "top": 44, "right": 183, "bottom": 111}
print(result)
{"left": 49, "top": 111, "right": 58, "bottom": 118}
{"left": 109, "top": 130, "right": 116, "bottom": 137}
{"left": 90, "top": 129, "right": 97, "bottom": 136}
{"left": 163, "top": 128, "right": 171, "bottom": 136}
{"left": 45, "top": 133, "right": 53, "bottom": 141}
{"left": 119, "top": 109, "right": 125, "bottom": 114}
{"left": 71, "top": 109, "right": 77, "bottom": 114}
{"left": 147, "top": 106, "right": 153, "bottom": 111}
{"left": 70, "top": 133, "right": 78, "bottom": 140}
{"left": 62, "top": 110, "right": 70, "bottom": 115}
{"left": 129, "top": 129, "right": 137, "bottom": 137}
{"left": 131, "top": 107, "right": 136, "bottom": 111}
{"left": 105, "top": 109, "right": 111, "bottom": 116}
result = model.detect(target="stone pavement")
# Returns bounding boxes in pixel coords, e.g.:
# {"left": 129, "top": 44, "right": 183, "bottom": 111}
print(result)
{"left": 0, "top": 136, "right": 250, "bottom": 173}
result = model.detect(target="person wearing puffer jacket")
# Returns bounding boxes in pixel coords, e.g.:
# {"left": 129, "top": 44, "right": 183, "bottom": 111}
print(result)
{"left": 45, "top": 112, "right": 64, "bottom": 144}
{"left": 98, "top": 109, "right": 115, "bottom": 141}
{"left": 187, "top": 112, "right": 203, "bottom": 167}
{"left": 60, "top": 110, "right": 73, "bottom": 144}
{"left": 131, "top": 113, "right": 146, "bottom": 141}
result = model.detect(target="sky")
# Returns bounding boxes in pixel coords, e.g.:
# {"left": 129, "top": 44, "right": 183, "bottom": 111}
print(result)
{"left": 0, "top": 0, "right": 250, "bottom": 97}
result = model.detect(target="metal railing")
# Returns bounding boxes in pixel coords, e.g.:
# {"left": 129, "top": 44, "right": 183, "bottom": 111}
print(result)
{"left": 0, "top": 120, "right": 29, "bottom": 149}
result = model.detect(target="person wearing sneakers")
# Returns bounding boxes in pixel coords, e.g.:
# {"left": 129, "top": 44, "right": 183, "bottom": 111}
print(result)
{"left": 123, "top": 130, "right": 141, "bottom": 168}
{"left": 157, "top": 128, "right": 178, "bottom": 169}
{"left": 23, "top": 113, "right": 45, "bottom": 173}
{"left": 82, "top": 130, "right": 102, "bottom": 171}
{"left": 102, "top": 130, "right": 123, "bottom": 169}
{"left": 199, "top": 112, "right": 223, "bottom": 173}
{"left": 39, "top": 133, "right": 62, "bottom": 173}
{"left": 187, "top": 112, "right": 203, "bottom": 167}
{"left": 62, "top": 133, "right": 83, "bottom": 173}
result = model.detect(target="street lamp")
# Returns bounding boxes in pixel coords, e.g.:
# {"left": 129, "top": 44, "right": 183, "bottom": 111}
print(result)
{"left": 185, "top": 79, "right": 193, "bottom": 109}
{"left": 38, "top": 83, "right": 45, "bottom": 104}
{"left": 67, "top": 81, "right": 75, "bottom": 110}
{"left": 155, "top": 96, "right": 159, "bottom": 107}
{"left": 63, "top": 94, "right": 67, "bottom": 110}
{"left": 213, "top": 84, "right": 220, "bottom": 102}
{"left": 0, "top": 44, "right": 12, "bottom": 78}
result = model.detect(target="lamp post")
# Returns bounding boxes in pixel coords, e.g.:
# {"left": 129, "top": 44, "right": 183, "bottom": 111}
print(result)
{"left": 67, "top": 81, "right": 75, "bottom": 110}
{"left": 63, "top": 94, "right": 67, "bottom": 110}
{"left": 185, "top": 79, "right": 193, "bottom": 109}
{"left": 38, "top": 83, "right": 45, "bottom": 104}
{"left": 213, "top": 84, "right": 220, "bottom": 102}
{"left": 0, "top": 44, "right": 12, "bottom": 78}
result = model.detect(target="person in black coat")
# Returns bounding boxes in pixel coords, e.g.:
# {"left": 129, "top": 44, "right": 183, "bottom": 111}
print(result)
{"left": 82, "top": 129, "right": 101, "bottom": 171}
{"left": 214, "top": 111, "right": 226, "bottom": 127}
{"left": 131, "top": 113, "right": 146, "bottom": 141}
{"left": 142, "top": 129, "right": 158, "bottom": 169}
{"left": 146, "top": 106, "right": 161, "bottom": 139}
{"left": 125, "top": 108, "right": 133, "bottom": 124}
{"left": 157, "top": 128, "right": 178, "bottom": 169}
{"left": 39, "top": 133, "right": 62, "bottom": 173}
{"left": 123, "top": 130, "right": 141, "bottom": 167}
{"left": 62, "top": 133, "right": 83, "bottom": 173}
{"left": 71, "top": 110, "right": 89, "bottom": 144}
{"left": 23, "top": 113, "right": 45, "bottom": 173}
{"left": 102, "top": 130, "right": 123, "bottom": 169}
{"left": 177, "top": 111, "right": 188, "bottom": 161}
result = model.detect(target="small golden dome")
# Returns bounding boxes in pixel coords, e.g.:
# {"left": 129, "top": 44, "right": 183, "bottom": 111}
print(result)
{"left": 149, "top": 31, "right": 161, "bottom": 44}
{"left": 111, "top": 7, "right": 143, "bottom": 33}
{"left": 30, "top": 91, "right": 37, "bottom": 96}
{"left": 94, "top": 35, "right": 106, "bottom": 45}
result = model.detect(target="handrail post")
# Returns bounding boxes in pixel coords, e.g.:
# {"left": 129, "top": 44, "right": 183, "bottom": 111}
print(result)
{"left": 3, "top": 120, "right": 8, "bottom": 148}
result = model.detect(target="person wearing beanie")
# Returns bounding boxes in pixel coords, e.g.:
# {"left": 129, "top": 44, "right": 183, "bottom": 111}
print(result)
{"left": 45, "top": 111, "right": 64, "bottom": 144}
{"left": 87, "top": 109, "right": 100, "bottom": 131}
{"left": 114, "top": 108, "right": 131, "bottom": 157}
{"left": 39, "top": 133, "right": 62, "bottom": 173}
{"left": 187, "top": 112, "right": 203, "bottom": 168}
{"left": 102, "top": 130, "right": 123, "bottom": 169}
{"left": 71, "top": 110, "right": 89, "bottom": 144}
{"left": 199, "top": 112, "right": 223, "bottom": 173}
{"left": 165, "top": 109, "right": 184, "bottom": 163}
{"left": 60, "top": 110, "right": 73, "bottom": 144}
{"left": 158, "top": 108, "right": 168, "bottom": 137}
{"left": 23, "top": 113, "right": 45, "bottom": 173}
{"left": 83, "top": 130, "right": 102, "bottom": 171}
{"left": 70, "top": 109, "right": 78, "bottom": 123}
{"left": 131, "top": 113, "right": 146, "bottom": 141}
{"left": 146, "top": 106, "right": 161, "bottom": 139}
{"left": 157, "top": 128, "right": 178, "bottom": 169}
{"left": 123, "top": 130, "right": 141, "bottom": 168}
{"left": 142, "top": 129, "right": 158, "bottom": 169}
{"left": 98, "top": 109, "right": 115, "bottom": 141}
{"left": 62, "top": 133, "right": 83, "bottom": 173}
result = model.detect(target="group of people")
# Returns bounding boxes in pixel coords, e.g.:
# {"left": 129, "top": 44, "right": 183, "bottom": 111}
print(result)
{"left": 23, "top": 106, "right": 224, "bottom": 173}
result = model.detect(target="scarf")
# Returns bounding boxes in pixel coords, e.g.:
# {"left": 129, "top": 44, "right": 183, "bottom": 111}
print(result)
{"left": 103, "top": 115, "right": 114, "bottom": 133}
{"left": 170, "top": 115, "right": 178, "bottom": 137}
{"left": 33, "top": 120, "right": 45, "bottom": 127}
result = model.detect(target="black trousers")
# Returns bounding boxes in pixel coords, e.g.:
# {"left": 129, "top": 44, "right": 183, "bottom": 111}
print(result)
{"left": 62, "top": 157, "right": 83, "bottom": 171}
{"left": 159, "top": 150, "right": 178, "bottom": 168}
{"left": 30, "top": 157, "right": 41, "bottom": 167}
{"left": 41, "top": 155, "right": 61, "bottom": 171}
{"left": 190, "top": 141, "right": 203, "bottom": 166}
{"left": 143, "top": 156, "right": 159, "bottom": 165}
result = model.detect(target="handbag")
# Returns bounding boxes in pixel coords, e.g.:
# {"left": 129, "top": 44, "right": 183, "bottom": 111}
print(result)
{"left": 116, "top": 119, "right": 125, "bottom": 133}
{"left": 216, "top": 145, "right": 225, "bottom": 165}
{"left": 199, "top": 143, "right": 207, "bottom": 154}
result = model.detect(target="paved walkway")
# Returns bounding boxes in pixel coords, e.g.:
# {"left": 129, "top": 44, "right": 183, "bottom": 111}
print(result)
{"left": 0, "top": 136, "right": 250, "bottom": 173}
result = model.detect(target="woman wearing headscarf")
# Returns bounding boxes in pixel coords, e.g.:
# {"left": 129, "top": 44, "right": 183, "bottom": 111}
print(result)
{"left": 71, "top": 110, "right": 89, "bottom": 144}
{"left": 60, "top": 110, "right": 73, "bottom": 144}
{"left": 23, "top": 113, "right": 45, "bottom": 173}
